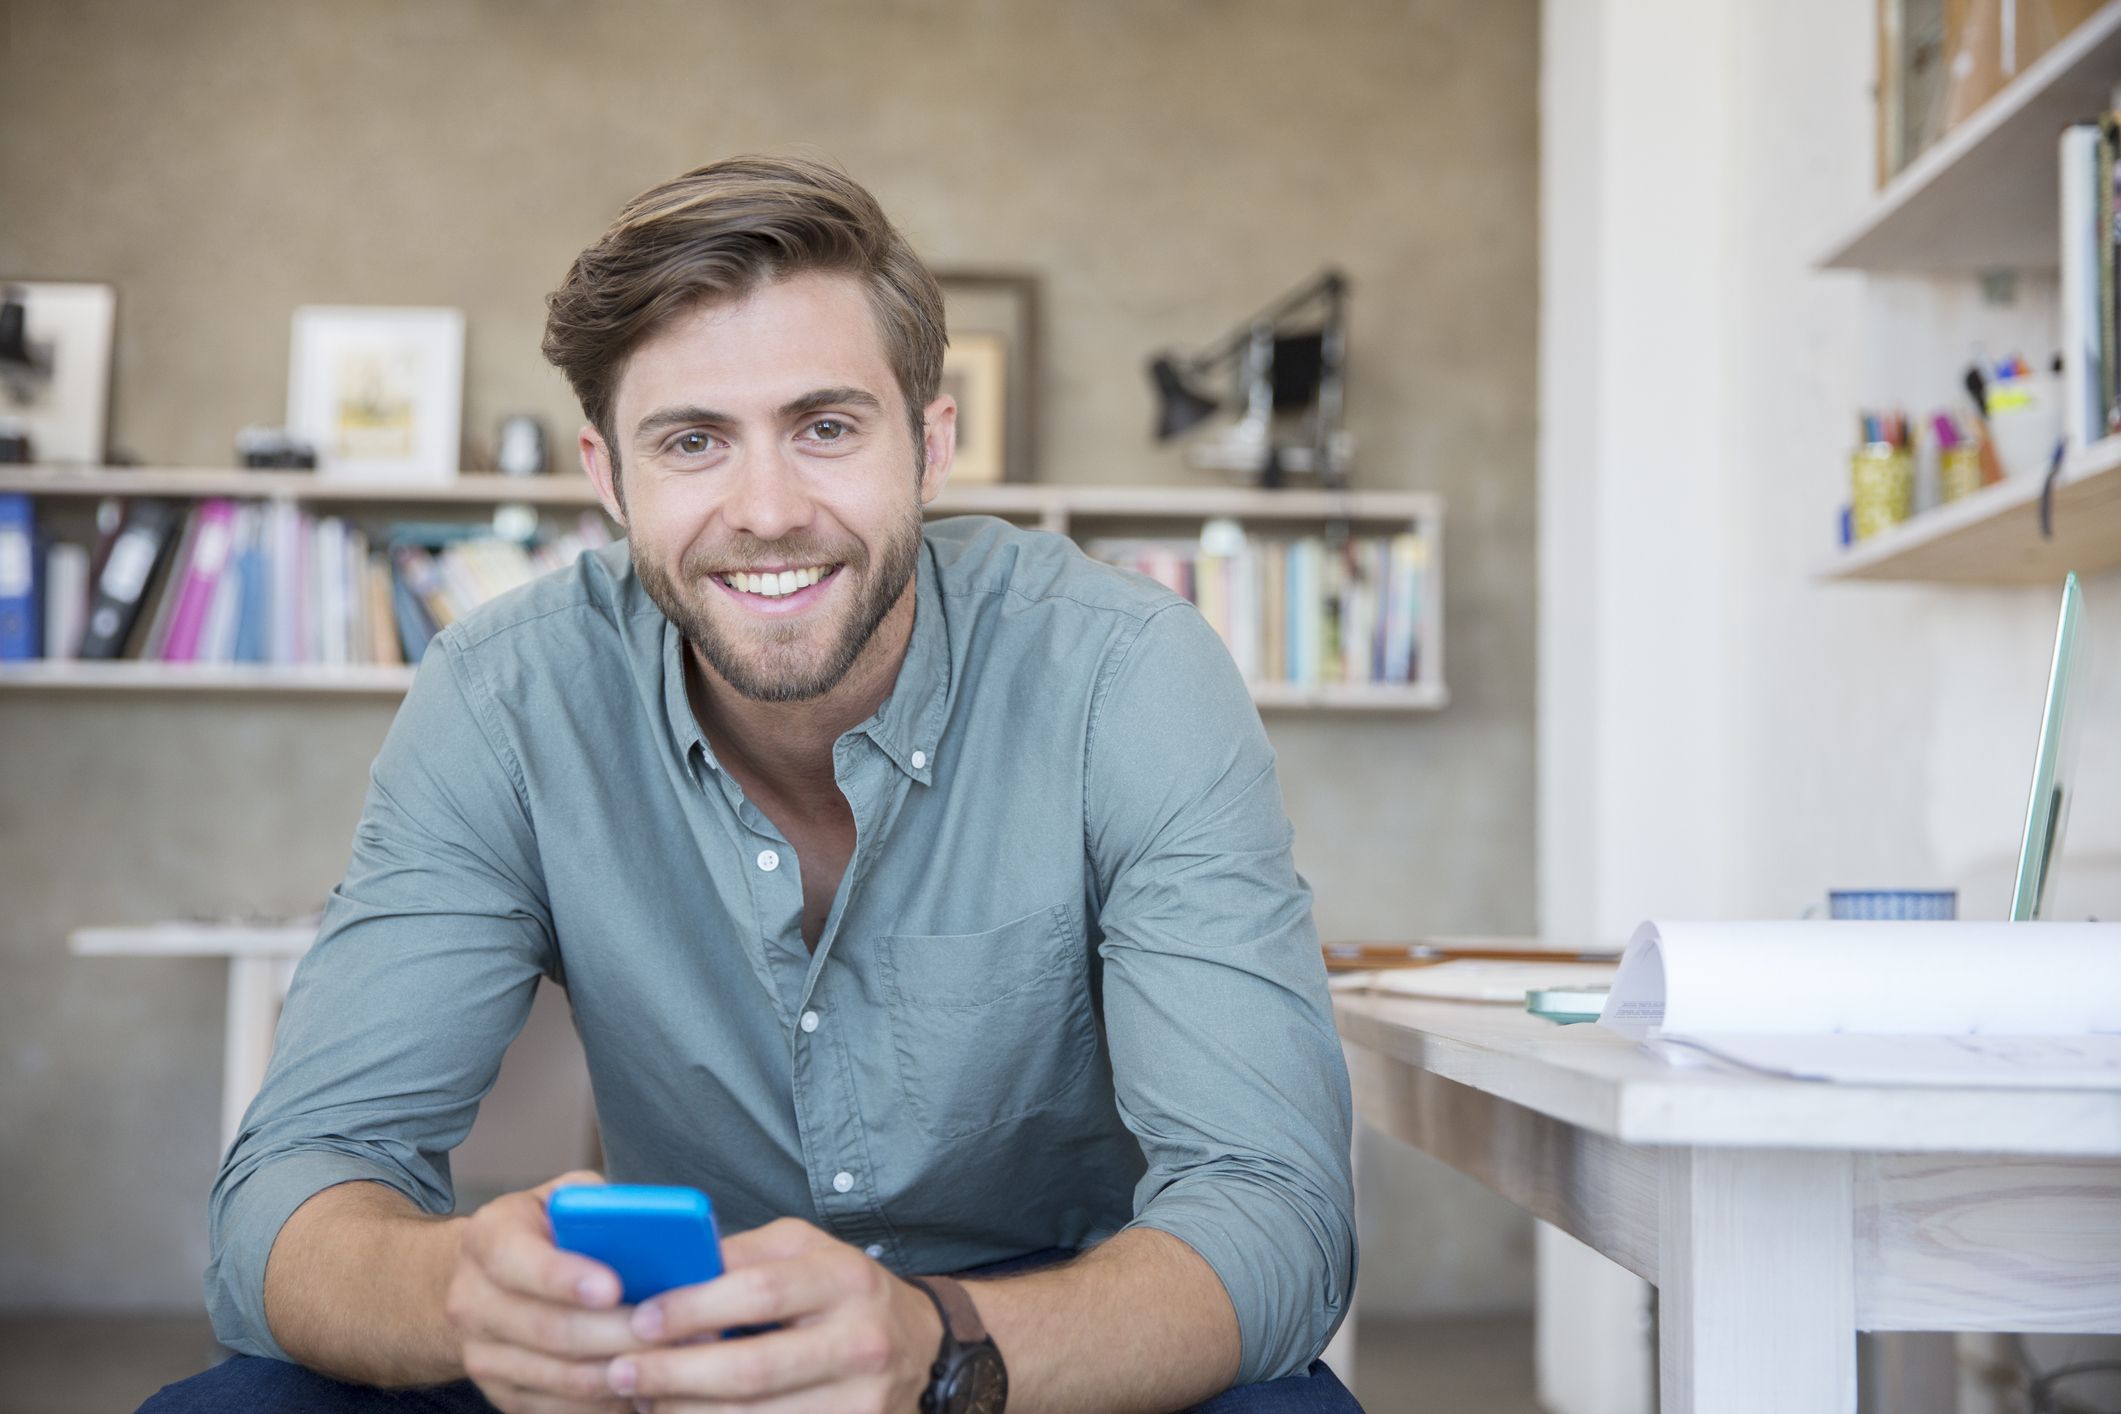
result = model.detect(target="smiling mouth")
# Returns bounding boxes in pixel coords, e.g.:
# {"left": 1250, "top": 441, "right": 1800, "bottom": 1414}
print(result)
{"left": 714, "top": 564, "right": 841, "bottom": 599}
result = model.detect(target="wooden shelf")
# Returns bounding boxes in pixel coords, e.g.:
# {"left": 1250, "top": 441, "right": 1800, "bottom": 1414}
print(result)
{"left": 0, "top": 662, "right": 417, "bottom": 694}
{"left": 1818, "top": 434, "right": 2121, "bottom": 582}
{"left": 0, "top": 465, "right": 1441, "bottom": 527}
{"left": 1250, "top": 681, "right": 1447, "bottom": 711}
{"left": 1, "top": 469, "right": 1445, "bottom": 710}
{"left": 0, "top": 660, "right": 1445, "bottom": 710}
{"left": 1817, "top": 1, "right": 2121, "bottom": 272}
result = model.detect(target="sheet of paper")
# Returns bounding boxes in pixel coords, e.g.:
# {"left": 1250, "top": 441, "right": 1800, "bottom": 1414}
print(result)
{"left": 1599, "top": 919, "right": 2121, "bottom": 1037}
{"left": 1599, "top": 919, "right": 2121, "bottom": 1088}
{"left": 1658, "top": 1033, "right": 2121, "bottom": 1089}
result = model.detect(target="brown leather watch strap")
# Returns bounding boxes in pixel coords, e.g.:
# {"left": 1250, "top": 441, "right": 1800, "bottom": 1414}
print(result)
{"left": 908, "top": 1275, "right": 990, "bottom": 1343}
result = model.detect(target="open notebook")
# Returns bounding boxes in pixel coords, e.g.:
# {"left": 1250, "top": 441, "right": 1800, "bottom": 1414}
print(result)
{"left": 1599, "top": 920, "right": 2121, "bottom": 1087}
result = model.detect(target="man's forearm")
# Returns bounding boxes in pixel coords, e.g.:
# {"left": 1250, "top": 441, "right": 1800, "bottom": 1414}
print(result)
{"left": 262, "top": 1179, "right": 468, "bottom": 1386}
{"left": 962, "top": 1227, "right": 1243, "bottom": 1414}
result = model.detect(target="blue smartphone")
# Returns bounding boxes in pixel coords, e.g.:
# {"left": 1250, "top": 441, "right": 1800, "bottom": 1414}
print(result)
{"left": 547, "top": 1184, "right": 725, "bottom": 1306}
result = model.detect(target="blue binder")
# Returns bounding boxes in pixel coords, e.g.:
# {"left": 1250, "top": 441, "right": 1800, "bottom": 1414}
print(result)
{"left": 0, "top": 494, "right": 40, "bottom": 661}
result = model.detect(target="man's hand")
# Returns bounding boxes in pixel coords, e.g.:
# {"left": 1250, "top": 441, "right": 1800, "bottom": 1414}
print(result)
{"left": 444, "top": 1170, "right": 648, "bottom": 1413}
{"left": 606, "top": 1217, "right": 944, "bottom": 1413}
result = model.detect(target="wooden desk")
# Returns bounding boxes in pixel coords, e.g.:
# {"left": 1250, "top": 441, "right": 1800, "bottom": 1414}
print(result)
{"left": 1334, "top": 992, "right": 2121, "bottom": 1414}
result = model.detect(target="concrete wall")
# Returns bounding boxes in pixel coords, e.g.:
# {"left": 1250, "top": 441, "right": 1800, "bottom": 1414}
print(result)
{"left": 0, "top": 0, "right": 1540, "bottom": 1314}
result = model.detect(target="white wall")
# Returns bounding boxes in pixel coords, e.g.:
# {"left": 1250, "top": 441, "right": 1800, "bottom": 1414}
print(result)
{"left": 1543, "top": 0, "right": 2121, "bottom": 1409}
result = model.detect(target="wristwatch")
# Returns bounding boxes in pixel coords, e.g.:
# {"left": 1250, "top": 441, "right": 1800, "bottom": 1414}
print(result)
{"left": 905, "top": 1275, "right": 1008, "bottom": 1414}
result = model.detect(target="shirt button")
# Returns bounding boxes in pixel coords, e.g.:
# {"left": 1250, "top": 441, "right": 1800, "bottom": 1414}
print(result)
{"left": 832, "top": 1170, "right": 854, "bottom": 1193}
{"left": 910, "top": 749, "right": 927, "bottom": 770}
{"left": 800, "top": 1010, "right": 820, "bottom": 1033}
{"left": 756, "top": 849, "right": 780, "bottom": 872}
{"left": 865, "top": 1243, "right": 885, "bottom": 1259}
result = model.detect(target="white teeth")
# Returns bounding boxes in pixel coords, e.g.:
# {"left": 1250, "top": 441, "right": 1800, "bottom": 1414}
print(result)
{"left": 722, "top": 565, "right": 832, "bottom": 598}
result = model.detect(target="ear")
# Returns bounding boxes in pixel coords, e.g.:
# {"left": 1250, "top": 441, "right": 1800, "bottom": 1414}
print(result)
{"left": 917, "top": 394, "right": 957, "bottom": 506}
{"left": 578, "top": 424, "right": 628, "bottom": 527}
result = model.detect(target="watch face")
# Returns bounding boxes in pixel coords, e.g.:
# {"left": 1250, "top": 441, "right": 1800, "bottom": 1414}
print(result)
{"left": 947, "top": 1346, "right": 1008, "bottom": 1414}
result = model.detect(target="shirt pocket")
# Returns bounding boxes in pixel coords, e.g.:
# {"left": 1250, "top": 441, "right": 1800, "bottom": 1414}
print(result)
{"left": 877, "top": 902, "right": 1097, "bottom": 1140}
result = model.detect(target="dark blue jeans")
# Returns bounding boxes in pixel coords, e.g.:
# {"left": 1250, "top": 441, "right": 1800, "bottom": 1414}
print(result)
{"left": 144, "top": 1248, "right": 1362, "bottom": 1412}
{"left": 140, "top": 1352, "right": 1361, "bottom": 1412}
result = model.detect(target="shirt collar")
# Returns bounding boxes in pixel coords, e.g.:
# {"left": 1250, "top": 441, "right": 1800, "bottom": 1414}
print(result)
{"left": 859, "top": 538, "right": 950, "bottom": 784}
{"left": 658, "top": 538, "right": 951, "bottom": 785}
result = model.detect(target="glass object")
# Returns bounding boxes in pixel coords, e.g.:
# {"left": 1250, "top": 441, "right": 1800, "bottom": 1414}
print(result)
{"left": 2012, "top": 572, "right": 2087, "bottom": 921}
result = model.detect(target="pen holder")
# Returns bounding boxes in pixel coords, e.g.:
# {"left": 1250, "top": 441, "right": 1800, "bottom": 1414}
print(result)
{"left": 1939, "top": 444, "right": 1983, "bottom": 503}
{"left": 1986, "top": 372, "right": 2064, "bottom": 480}
{"left": 1850, "top": 442, "right": 1914, "bottom": 539}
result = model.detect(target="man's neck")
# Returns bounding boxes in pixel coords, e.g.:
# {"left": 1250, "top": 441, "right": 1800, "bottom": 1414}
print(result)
{"left": 686, "top": 582, "right": 918, "bottom": 810}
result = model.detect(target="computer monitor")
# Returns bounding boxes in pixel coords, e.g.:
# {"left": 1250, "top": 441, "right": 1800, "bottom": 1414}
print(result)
{"left": 2011, "top": 572, "right": 2087, "bottom": 922}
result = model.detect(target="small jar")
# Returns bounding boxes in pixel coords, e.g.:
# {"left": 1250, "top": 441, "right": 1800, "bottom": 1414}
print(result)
{"left": 1850, "top": 442, "right": 1914, "bottom": 539}
{"left": 1938, "top": 444, "right": 1983, "bottom": 503}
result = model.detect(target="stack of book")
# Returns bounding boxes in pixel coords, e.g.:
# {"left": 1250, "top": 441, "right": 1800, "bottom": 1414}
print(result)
{"left": 1085, "top": 531, "right": 1428, "bottom": 687}
{"left": 0, "top": 493, "right": 611, "bottom": 667}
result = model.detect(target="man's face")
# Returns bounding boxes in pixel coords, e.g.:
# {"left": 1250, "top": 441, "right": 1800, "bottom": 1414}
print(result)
{"left": 585, "top": 272, "right": 953, "bottom": 703}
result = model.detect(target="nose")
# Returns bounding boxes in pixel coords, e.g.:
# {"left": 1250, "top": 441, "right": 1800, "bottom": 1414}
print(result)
{"left": 719, "top": 446, "right": 815, "bottom": 545}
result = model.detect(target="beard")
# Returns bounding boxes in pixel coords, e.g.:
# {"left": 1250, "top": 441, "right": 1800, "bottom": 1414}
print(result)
{"left": 633, "top": 495, "right": 924, "bottom": 704}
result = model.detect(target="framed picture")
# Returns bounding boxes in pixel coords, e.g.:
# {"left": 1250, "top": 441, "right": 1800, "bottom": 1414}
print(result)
{"left": 941, "top": 332, "right": 1009, "bottom": 484}
{"left": 936, "top": 270, "right": 1040, "bottom": 482}
{"left": 288, "top": 305, "right": 464, "bottom": 482}
{"left": 0, "top": 280, "right": 116, "bottom": 464}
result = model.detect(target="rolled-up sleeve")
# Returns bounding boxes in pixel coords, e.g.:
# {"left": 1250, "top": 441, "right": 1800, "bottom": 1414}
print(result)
{"left": 204, "top": 633, "right": 555, "bottom": 1359}
{"left": 1084, "top": 602, "right": 1356, "bottom": 1385}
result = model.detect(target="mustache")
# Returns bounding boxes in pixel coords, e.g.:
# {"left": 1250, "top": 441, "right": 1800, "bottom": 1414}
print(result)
{"left": 684, "top": 540, "right": 861, "bottom": 576}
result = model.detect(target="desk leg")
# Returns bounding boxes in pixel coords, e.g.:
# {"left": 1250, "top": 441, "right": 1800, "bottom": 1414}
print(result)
{"left": 1658, "top": 1148, "right": 1855, "bottom": 1414}
{"left": 220, "top": 957, "right": 286, "bottom": 1160}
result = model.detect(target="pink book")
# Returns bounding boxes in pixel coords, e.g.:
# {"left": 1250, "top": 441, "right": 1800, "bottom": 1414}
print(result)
{"left": 160, "top": 499, "right": 238, "bottom": 662}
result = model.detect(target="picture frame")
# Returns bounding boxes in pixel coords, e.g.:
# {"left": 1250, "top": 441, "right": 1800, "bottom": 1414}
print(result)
{"left": 941, "top": 332, "right": 1009, "bottom": 484}
{"left": 288, "top": 305, "right": 464, "bottom": 482}
{"left": 1, "top": 280, "right": 116, "bottom": 465}
{"left": 935, "top": 270, "right": 1040, "bottom": 482}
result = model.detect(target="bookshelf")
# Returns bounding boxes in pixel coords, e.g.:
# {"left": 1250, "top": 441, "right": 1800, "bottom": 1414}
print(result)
{"left": 1814, "top": 2, "right": 2121, "bottom": 585}
{"left": 1818, "top": 433, "right": 2121, "bottom": 583}
{"left": 1817, "top": 1, "right": 2121, "bottom": 272}
{"left": 0, "top": 466, "right": 1446, "bottom": 711}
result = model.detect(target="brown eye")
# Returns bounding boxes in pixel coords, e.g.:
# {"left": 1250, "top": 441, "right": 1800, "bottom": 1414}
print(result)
{"left": 674, "top": 431, "right": 712, "bottom": 455}
{"left": 809, "top": 419, "right": 847, "bottom": 441}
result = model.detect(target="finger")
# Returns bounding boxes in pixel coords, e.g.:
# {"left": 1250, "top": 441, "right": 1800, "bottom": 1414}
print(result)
{"left": 472, "top": 1192, "right": 625, "bottom": 1307}
{"left": 468, "top": 1281, "right": 644, "bottom": 1359}
{"left": 614, "top": 1317, "right": 872, "bottom": 1403}
{"left": 464, "top": 1340, "right": 623, "bottom": 1407}
{"left": 718, "top": 1216, "right": 833, "bottom": 1270}
{"left": 639, "top": 1248, "right": 869, "bottom": 1342}
{"left": 531, "top": 1169, "right": 608, "bottom": 1201}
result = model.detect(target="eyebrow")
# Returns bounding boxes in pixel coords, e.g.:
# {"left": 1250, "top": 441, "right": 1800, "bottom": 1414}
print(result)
{"left": 632, "top": 387, "right": 886, "bottom": 447}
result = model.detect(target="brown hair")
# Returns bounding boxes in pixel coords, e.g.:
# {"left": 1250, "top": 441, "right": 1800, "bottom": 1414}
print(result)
{"left": 541, "top": 155, "right": 947, "bottom": 491}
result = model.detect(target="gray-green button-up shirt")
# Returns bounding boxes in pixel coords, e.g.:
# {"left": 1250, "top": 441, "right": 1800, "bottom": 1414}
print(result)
{"left": 205, "top": 516, "right": 1355, "bottom": 1385}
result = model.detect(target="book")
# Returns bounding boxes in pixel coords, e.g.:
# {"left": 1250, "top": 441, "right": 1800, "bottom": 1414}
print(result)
{"left": 0, "top": 494, "right": 39, "bottom": 661}
{"left": 43, "top": 542, "right": 89, "bottom": 661}
{"left": 2062, "top": 124, "right": 2106, "bottom": 452}
{"left": 79, "top": 500, "right": 179, "bottom": 660}
{"left": 161, "top": 499, "right": 239, "bottom": 662}
{"left": 366, "top": 555, "right": 403, "bottom": 666}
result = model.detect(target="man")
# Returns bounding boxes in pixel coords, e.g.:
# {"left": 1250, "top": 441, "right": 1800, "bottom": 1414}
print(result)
{"left": 148, "top": 156, "right": 1356, "bottom": 1414}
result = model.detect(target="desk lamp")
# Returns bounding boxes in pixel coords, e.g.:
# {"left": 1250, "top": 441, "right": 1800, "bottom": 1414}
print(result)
{"left": 1147, "top": 268, "right": 1351, "bottom": 489}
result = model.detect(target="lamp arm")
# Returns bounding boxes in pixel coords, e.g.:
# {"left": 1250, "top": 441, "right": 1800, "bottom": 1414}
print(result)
{"left": 1177, "top": 267, "right": 1348, "bottom": 374}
